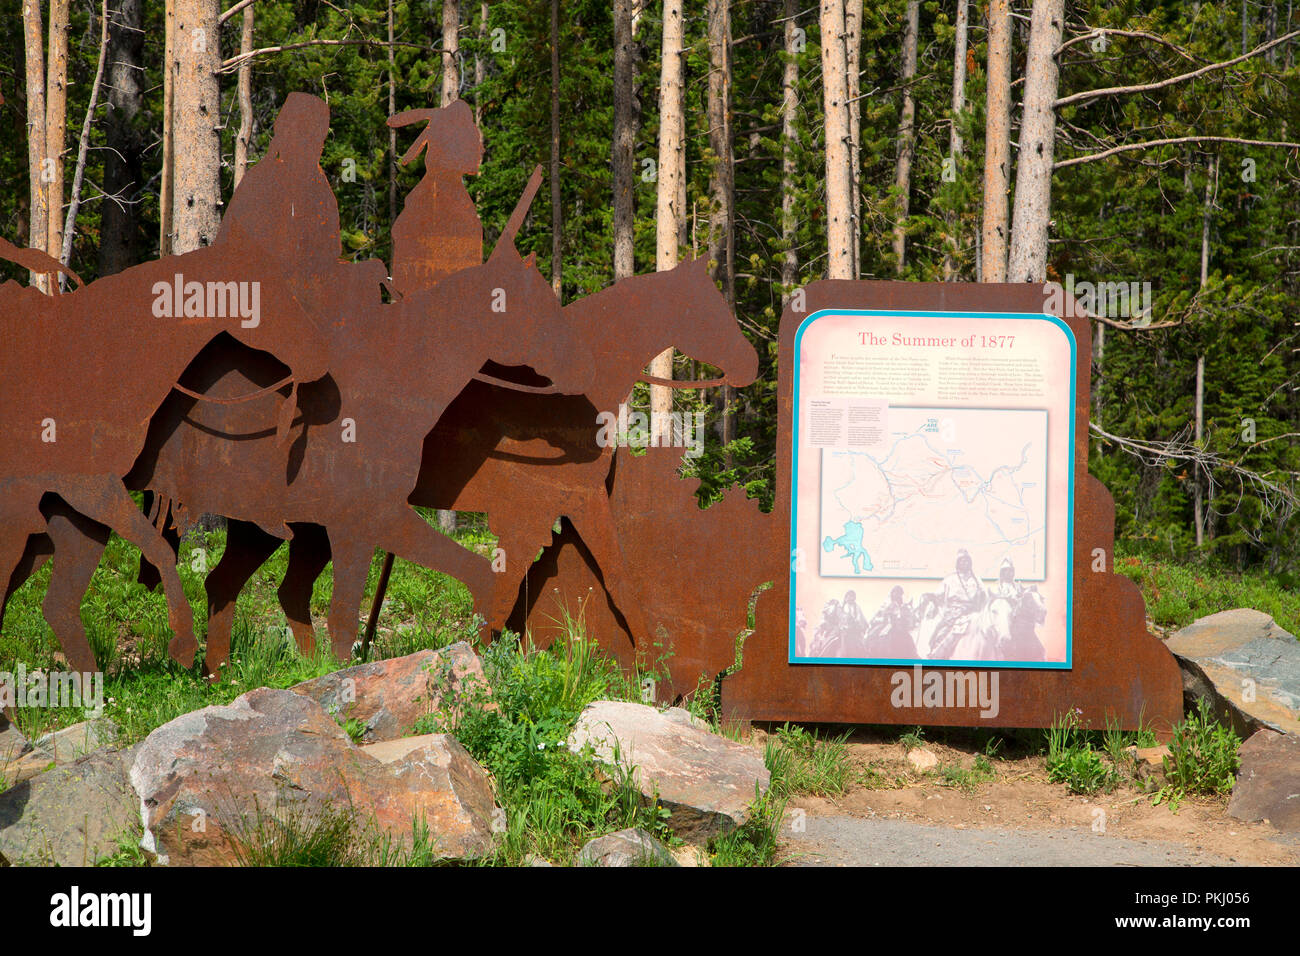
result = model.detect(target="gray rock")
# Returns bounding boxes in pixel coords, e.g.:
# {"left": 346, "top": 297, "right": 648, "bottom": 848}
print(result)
{"left": 906, "top": 748, "right": 938, "bottom": 772}
{"left": 1228, "top": 729, "right": 1300, "bottom": 833}
{"left": 33, "top": 718, "right": 119, "bottom": 765}
{"left": 291, "top": 642, "right": 490, "bottom": 743}
{"left": 131, "top": 687, "right": 498, "bottom": 865}
{"left": 1166, "top": 608, "right": 1300, "bottom": 737}
{"left": 579, "top": 828, "right": 678, "bottom": 867}
{"left": 0, "top": 747, "right": 140, "bottom": 866}
{"left": 2, "top": 748, "right": 57, "bottom": 790}
{"left": 0, "top": 716, "right": 29, "bottom": 766}
{"left": 568, "top": 700, "right": 770, "bottom": 842}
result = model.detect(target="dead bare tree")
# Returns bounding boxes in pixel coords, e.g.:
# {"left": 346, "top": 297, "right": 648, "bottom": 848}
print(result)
{"left": 981, "top": 0, "right": 1011, "bottom": 283}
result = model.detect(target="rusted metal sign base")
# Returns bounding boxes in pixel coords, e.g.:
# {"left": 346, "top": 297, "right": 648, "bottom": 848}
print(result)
{"left": 515, "top": 282, "right": 1184, "bottom": 736}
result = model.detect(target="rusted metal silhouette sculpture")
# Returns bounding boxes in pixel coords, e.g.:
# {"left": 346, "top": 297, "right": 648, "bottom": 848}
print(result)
{"left": 511, "top": 283, "right": 1184, "bottom": 735}
{"left": 0, "top": 229, "right": 332, "bottom": 672}
{"left": 2, "top": 92, "right": 1181, "bottom": 738}
{"left": 139, "top": 99, "right": 756, "bottom": 673}
{"left": 388, "top": 100, "right": 484, "bottom": 292}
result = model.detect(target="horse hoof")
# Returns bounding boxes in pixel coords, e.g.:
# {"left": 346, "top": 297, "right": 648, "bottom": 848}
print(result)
{"left": 168, "top": 638, "right": 198, "bottom": 669}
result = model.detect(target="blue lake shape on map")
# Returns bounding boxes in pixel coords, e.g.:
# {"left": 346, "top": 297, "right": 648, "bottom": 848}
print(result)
{"left": 823, "top": 520, "right": 874, "bottom": 574}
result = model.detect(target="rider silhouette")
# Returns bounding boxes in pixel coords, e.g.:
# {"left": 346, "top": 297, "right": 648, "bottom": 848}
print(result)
{"left": 930, "top": 549, "right": 985, "bottom": 658}
{"left": 993, "top": 558, "right": 1023, "bottom": 600}
{"left": 388, "top": 99, "right": 484, "bottom": 296}
{"left": 867, "top": 585, "right": 918, "bottom": 659}
{"left": 217, "top": 93, "right": 344, "bottom": 276}
{"left": 840, "top": 590, "right": 868, "bottom": 645}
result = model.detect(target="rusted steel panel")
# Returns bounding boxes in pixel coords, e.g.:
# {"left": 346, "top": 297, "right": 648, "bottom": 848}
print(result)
{"left": 520, "top": 282, "right": 1183, "bottom": 734}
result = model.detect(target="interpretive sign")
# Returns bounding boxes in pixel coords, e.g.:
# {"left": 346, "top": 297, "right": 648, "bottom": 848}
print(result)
{"left": 790, "top": 310, "right": 1076, "bottom": 668}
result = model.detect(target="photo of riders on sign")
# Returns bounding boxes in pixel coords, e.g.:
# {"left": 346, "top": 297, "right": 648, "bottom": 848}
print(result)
{"left": 789, "top": 309, "right": 1077, "bottom": 669}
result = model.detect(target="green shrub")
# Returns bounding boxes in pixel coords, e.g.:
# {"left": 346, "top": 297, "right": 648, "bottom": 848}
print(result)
{"left": 765, "top": 723, "right": 854, "bottom": 797}
{"left": 1154, "top": 700, "right": 1240, "bottom": 810}
{"left": 1046, "top": 709, "right": 1118, "bottom": 795}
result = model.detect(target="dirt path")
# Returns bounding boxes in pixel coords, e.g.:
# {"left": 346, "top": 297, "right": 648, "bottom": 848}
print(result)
{"left": 782, "top": 814, "right": 1242, "bottom": 866}
{"left": 759, "top": 731, "right": 1299, "bottom": 867}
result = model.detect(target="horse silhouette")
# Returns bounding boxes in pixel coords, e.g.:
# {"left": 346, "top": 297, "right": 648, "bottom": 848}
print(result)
{"left": 216, "top": 256, "right": 757, "bottom": 661}
{"left": 0, "top": 236, "right": 332, "bottom": 672}
{"left": 916, "top": 586, "right": 1046, "bottom": 662}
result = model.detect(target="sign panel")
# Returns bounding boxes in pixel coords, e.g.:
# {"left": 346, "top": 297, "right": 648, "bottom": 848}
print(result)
{"left": 790, "top": 310, "right": 1076, "bottom": 668}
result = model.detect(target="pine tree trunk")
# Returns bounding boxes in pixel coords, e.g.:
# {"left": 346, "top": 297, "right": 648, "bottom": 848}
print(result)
{"left": 891, "top": 0, "right": 919, "bottom": 274}
{"left": 234, "top": 4, "right": 254, "bottom": 188}
{"left": 651, "top": 0, "right": 685, "bottom": 427}
{"left": 845, "top": 0, "right": 862, "bottom": 277}
{"left": 707, "top": 0, "right": 735, "bottom": 453}
{"left": 170, "top": 0, "right": 222, "bottom": 254}
{"left": 436, "top": 0, "right": 465, "bottom": 537}
{"left": 387, "top": 0, "right": 397, "bottom": 224}
{"left": 160, "top": 0, "right": 174, "bottom": 255}
{"left": 942, "top": 0, "right": 968, "bottom": 281}
{"left": 475, "top": 1, "right": 487, "bottom": 126}
{"left": 613, "top": 0, "right": 638, "bottom": 283}
{"left": 820, "top": 0, "right": 853, "bottom": 279}
{"left": 780, "top": 0, "right": 800, "bottom": 308}
{"left": 443, "top": 0, "right": 460, "bottom": 105}
{"left": 981, "top": 0, "right": 1010, "bottom": 283}
{"left": 1007, "top": 0, "right": 1064, "bottom": 283}
{"left": 550, "top": 0, "right": 562, "bottom": 298}
{"left": 22, "top": 0, "right": 48, "bottom": 290}
{"left": 100, "top": 0, "right": 145, "bottom": 275}
{"left": 1194, "top": 154, "right": 1218, "bottom": 548}
{"left": 45, "top": 0, "right": 70, "bottom": 270}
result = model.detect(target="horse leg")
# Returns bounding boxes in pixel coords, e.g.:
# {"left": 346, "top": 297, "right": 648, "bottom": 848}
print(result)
{"left": 364, "top": 508, "right": 495, "bottom": 638}
{"left": 204, "top": 519, "right": 282, "bottom": 679}
{"left": 566, "top": 493, "right": 655, "bottom": 645}
{"left": 51, "top": 477, "right": 199, "bottom": 669}
{"left": 137, "top": 522, "right": 180, "bottom": 591}
{"left": 0, "top": 483, "right": 46, "bottom": 615}
{"left": 5, "top": 543, "right": 50, "bottom": 648}
{"left": 278, "top": 524, "right": 330, "bottom": 654}
{"left": 40, "top": 499, "right": 111, "bottom": 675}
{"left": 324, "top": 536, "right": 376, "bottom": 662}
{"left": 484, "top": 509, "right": 562, "bottom": 636}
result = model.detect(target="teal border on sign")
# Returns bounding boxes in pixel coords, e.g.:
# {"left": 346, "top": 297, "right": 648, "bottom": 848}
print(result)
{"left": 789, "top": 309, "right": 1076, "bottom": 670}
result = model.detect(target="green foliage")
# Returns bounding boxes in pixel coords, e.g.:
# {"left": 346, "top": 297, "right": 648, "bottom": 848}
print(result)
{"left": 898, "top": 727, "right": 926, "bottom": 753}
{"left": 1046, "top": 709, "right": 1118, "bottom": 795}
{"left": 764, "top": 723, "right": 855, "bottom": 797}
{"left": 1154, "top": 700, "right": 1241, "bottom": 810}
{"left": 708, "top": 786, "right": 787, "bottom": 867}
{"left": 939, "top": 753, "right": 998, "bottom": 793}
{"left": 414, "top": 628, "right": 675, "bottom": 866}
{"left": 1114, "top": 543, "right": 1300, "bottom": 635}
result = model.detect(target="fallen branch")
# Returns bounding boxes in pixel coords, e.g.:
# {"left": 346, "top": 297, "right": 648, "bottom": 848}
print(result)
{"left": 220, "top": 38, "right": 438, "bottom": 73}
{"left": 1057, "top": 26, "right": 1206, "bottom": 63}
{"left": 59, "top": 0, "right": 109, "bottom": 282}
{"left": 1056, "top": 28, "right": 1300, "bottom": 109}
{"left": 219, "top": 0, "right": 256, "bottom": 25}
{"left": 1055, "top": 135, "right": 1300, "bottom": 169}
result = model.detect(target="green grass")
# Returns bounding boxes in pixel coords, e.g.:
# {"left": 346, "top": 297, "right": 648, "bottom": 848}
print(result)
{"left": 226, "top": 801, "right": 452, "bottom": 867}
{"left": 1153, "top": 700, "right": 1241, "bottom": 811}
{"left": 764, "top": 724, "right": 855, "bottom": 798}
{"left": 1114, "top": 541, "right": 1300, "bottom": 635}
{"left": 2, "top": 520, "right": 483, "bottom": 744}
{"left": 2, "top": 518, "right": 792, "bottom": 866}
{"left": 1045, "top": 709, "right": 1118, "bottom": 795}
{"left": 708, "top": 787, "right": 787, "bottom": 867}
{"left": 938, "top": 753, "right": 998, "bottom": 792}
{"left": 412, "top": 620, "right": 680, "bottom": 866}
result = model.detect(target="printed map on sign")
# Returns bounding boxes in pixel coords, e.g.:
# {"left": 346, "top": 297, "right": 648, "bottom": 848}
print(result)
{"left": 819, "top": 406, "right": 1048, "bottom": 580}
